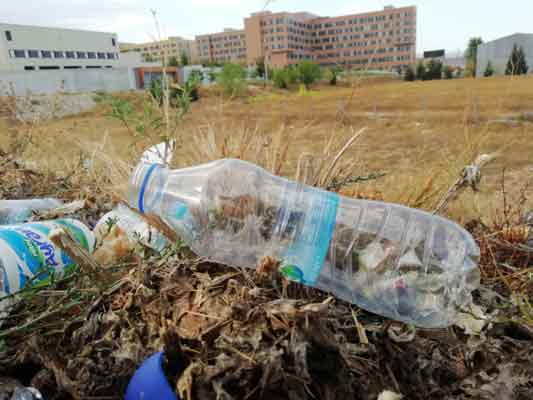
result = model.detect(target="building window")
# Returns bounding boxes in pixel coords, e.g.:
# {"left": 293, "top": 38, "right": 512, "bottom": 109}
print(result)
{"left": 54, "top": 51, "right": 64, "bottom": 58}
{"left": 28, "top": 50, "right": 39, "bottom": 58}
{"left": 24, "top": 66, "right": 35, "bottom": 71}
{"left": 87, "top": 52, "right": 96, "bottom": 59}
{"left": 13, "top": 49, "right": 26, "bottom": 58}
{"left": 76, "top": 51, "right": 87, "bottom": 59}
{"left": 64, "top": 66, "right": 81, "bottom": 69}
{"left": 39, "top": 66, "right": 60, "bottom": 70}
{"left": 107, "top": 52, "right": 115, "bottom": 59}
{"left": 5, "top": 31, "right": 12, "bottom": 41}
{"left": 86, "top": 66, "right": 102, "bottom": 69}
{"left": 97, "top": 52, "right": 106, "bottom": 59}
{"left": 112, "top": 38, "right": 116, "bottom": 46}
{"left": 66, "top": 51, "right": 75, "bottom": 59}
{"left": 41, "top": 50, "right": 52, "bottom": 58}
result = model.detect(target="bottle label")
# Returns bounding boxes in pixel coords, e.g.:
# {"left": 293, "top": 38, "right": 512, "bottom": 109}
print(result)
{"left": 0, "top": 220, "right": 90, "bottom": 295}
{"left": 279, "top": 187, "right": 339, "bottom": 285}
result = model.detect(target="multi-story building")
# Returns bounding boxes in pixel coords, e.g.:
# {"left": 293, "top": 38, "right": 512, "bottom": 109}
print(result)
{"left": 244, "top": 6, "right": 417, "bottom": 71}
{"left": 195, "top": 29, "right": 247, "bottom": 64}
{"left": 119, "top": 36, "right": 198, "bottom": 64}
{"left": 245, "top": 11, "right": 317, "bottom": 68}
{"left": 0, "top": 23, "right": 120, "bottom": 71}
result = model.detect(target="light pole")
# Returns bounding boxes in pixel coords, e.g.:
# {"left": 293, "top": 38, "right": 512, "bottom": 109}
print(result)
{"left": 262, "top": 0, "right": 275, "bottom": 84}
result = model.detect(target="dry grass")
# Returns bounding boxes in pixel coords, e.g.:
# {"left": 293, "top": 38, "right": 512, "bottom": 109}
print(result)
{"left": 2, "top": 75, "right": 533, "bottom": 221}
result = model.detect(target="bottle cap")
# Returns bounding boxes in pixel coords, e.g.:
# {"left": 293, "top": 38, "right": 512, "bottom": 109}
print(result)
{"left": 125, "top": 352, "right": 178, "bottom": 400}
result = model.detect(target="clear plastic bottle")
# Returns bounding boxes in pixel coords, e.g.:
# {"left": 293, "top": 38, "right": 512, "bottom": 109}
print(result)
{"left": 128, "top": 159, "right": 480, "bottom": 328}
{"left": 0, "top": 198, "right": 62, "bottom": 225}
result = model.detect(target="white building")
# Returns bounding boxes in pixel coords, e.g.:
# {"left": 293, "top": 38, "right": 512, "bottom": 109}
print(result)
{"left": 476, "top": 33, "right": 533, "bottom": 77}
{"left": 0, "top": 23, "right": 120, "bottom": 72}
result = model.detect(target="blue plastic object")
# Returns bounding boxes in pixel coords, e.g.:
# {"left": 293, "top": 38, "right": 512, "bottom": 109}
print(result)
{"left": 125, "top": 352, "right": 178, "bottom": 400}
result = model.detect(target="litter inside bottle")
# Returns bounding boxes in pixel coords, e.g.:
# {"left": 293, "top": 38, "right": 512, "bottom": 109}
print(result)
{"left": 0, "top": 198, "right": 62, "bottom": 225}
{"left": 128, "top": 159, "right": 480, "bottom": 328}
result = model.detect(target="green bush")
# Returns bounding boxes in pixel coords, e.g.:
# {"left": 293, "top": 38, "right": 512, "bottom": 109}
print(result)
{"left": 272, "top": 69, "right": 289, "bottom": 89}
{"left": 426, "top": 59, "right": 443, "bottom": 80}
{"left": 443, "top": 65, "right": 454, "bottom": 79}
{"left": 297, "top": 60, "right": 322, "bottom": 88}
{"left": 506, "top": 44, "right": 529, "bottom": 75}
{"left": 416, "top": 61, "right": 426, "bottom": 81}
{"left": 217, "top": 63, "right": 247, "bottom": 96}
{"left": 484, "top": 61, "right": 494, "bottom": 77}
{"left": 325, "top": 66, "right": 342, "bottom": 85}
{"left": 404, "top": 66, "right": 416, "bottom": 81}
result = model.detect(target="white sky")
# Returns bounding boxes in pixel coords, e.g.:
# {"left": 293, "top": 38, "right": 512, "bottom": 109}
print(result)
{"left": 2, "top": 0, "right": 533, "bottom": 54}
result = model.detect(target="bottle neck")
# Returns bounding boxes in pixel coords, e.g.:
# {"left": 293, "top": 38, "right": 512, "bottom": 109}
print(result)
{"left": 129, "top": 163, "right": 168, "bottom": 215}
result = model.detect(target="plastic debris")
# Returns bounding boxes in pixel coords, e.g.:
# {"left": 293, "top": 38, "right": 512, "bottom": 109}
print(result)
{"left": 140, "top": 140, "right": 176, "bottom": 165}
{"left": 125, "top": 352, "right": 179, "bottom": 400}
{"left": 93, "top": 204, "right": 167, "bottom": 265}
{"left": 127, "top": 158, "right": 480, "bottom": 328}
{"left": 11, "top": 387, "right": 43, "bottom": 400}
{"left": 0, "top": 199, "right": 62, "bottom": 225}
{"left": 0, "top": 219, "right": 95, "bottom": 320}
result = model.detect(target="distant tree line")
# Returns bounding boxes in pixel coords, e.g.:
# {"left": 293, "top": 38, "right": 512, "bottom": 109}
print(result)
{"left": 404, "top": 59, "right": 453, "bottom": 81}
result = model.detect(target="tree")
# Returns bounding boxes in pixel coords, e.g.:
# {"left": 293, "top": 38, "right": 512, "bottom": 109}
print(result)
{"left": 325, "top": 66, "right": 342, "bottom": 85}
{"left": 144, "top": 54, "right": 155, "bottom": 62}
{"left": 217, "top": 62, "right": 247, "bottom": 97}
{"left": 443, "top": 65, "right": 454, "bottom": 79}
{"left": 272, "top": 69, "right": 289, "bottom": 89}
{"left": 505, "top": 44, "right": 529, "bottom": 76}
{"left": 415, "top": 61, "right": 426, "bottom": 80}
{"left": 254, "top": 57, "right": 265, "bottom": 78}
{"left": 426, "top": 59, "right": 443, "bottom": 80}
{"left": 465, "top": 37, "right": 483, "bottom": 77}
{"left": 180, "top": 51, "right": 189, "bottom": 66}
{"left": 297, "top": 60, "right": 322, "bottom": 88}
{"left": 404, "top": 65, "right": 416, "bottom": 81}
{"left": 484, "top": 61, "right": 494, "bottom": 77}
{"left": 167, "top": 56, "right": 179, "bottom": 67}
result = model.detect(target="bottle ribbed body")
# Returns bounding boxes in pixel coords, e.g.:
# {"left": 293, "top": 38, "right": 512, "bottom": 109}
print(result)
{"left": 129, "top": 159, "right": 480, "bottom": 327}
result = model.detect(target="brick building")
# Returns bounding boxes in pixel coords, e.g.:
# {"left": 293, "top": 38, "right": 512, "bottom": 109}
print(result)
{"left": 119, "top": 36, "right": 198, "bottom": 64}
{"left": 119, "top": 5, "right": 416, "bottom": 71}
{"left": 244, "top": 5, "right": 417, "bottom": 71}
{"left": 195, "top": 29, "right": 247, "bottom": 64}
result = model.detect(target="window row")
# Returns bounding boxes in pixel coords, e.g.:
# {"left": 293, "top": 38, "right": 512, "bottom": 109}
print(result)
{"left": 9, "top": 49, "right": 118, "bottom": 60}
{"left": 23, "top": 65, "right": 114, "bottom": 71}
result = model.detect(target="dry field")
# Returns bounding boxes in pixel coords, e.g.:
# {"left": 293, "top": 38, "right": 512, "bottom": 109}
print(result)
{"left": 2, "top": 75, "right": 533, "bottom": 223}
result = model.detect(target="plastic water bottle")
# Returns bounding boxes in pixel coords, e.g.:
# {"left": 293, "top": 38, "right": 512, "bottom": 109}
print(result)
{"left": 0, "top": 199, "right": 62, "bottom": 225}
{"left": 128, "top": 159, "right": 480, "bottom": 328}
{"left": 0, "top": 219, "right": 95, "bottom": 318}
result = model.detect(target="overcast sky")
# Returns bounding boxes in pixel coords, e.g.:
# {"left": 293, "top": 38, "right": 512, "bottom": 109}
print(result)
{"left": 2, "top": 0, "right": 533, "bottom": 54}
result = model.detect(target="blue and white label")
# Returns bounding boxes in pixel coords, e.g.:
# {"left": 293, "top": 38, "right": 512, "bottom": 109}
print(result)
{"left": 279, "top": 187, "right": 339, "bottom": 285}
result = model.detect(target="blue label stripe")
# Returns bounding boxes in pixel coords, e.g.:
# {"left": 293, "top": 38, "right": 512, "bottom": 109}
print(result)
{"left": 139, "top": 164, "right": 161, "bottom": 214}
{"left": 282, "top": 188, "right": 339, "bottom": 285}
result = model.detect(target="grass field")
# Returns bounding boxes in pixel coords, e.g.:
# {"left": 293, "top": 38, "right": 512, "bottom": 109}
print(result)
{"left": 2, "top": 75, "right": 533, "bottom": 222}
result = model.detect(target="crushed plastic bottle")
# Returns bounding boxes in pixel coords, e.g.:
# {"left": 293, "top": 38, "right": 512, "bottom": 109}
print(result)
{"left": 0, "top": 199, "right": 62, "bottom": 225}
{"left": 11, "top": 387, "right": 43, "bottom": 400}
{"left": 128, "top": 159, "right": 480, "bottom": 328}
{"left": 94, "top": 204, "right": 168, "bottom": 252}
{"left": 0, "top": 219, "right": 95, "bottom": 320}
